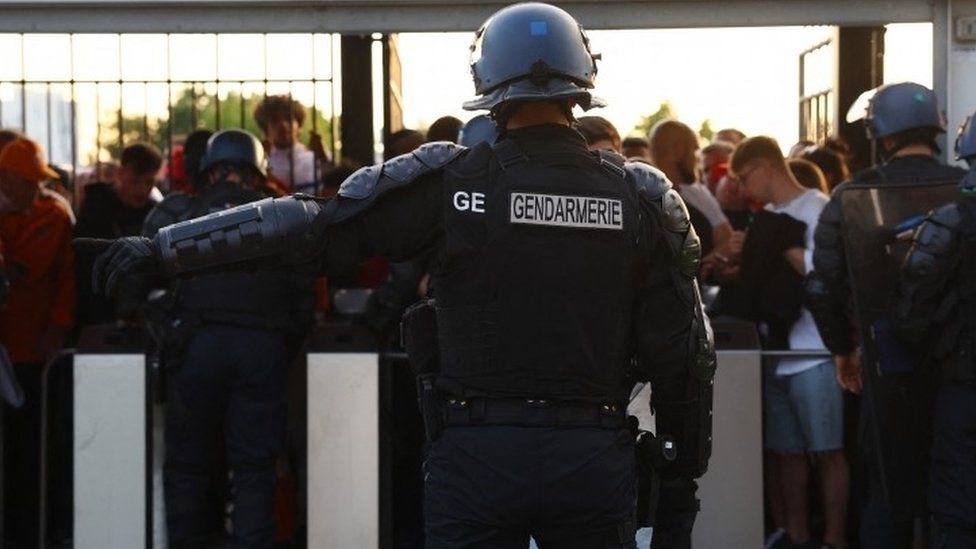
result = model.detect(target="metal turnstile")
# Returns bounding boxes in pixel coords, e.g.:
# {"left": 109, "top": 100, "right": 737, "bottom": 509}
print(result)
{"left": 73, "top": 325, "right": 156, "bottom": 549}
{"left": 694, "top": 320, "right": 764, "bottom": 549}
{"left": 306, "top": 323, "right": 383, "bottom": 548}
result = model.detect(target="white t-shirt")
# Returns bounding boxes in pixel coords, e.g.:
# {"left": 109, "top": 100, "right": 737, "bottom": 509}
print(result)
{"left": 268, "top": 143, "right": 322, "bottom": 194}
{"left": 678, "top": 182, "right": 728, "bottom": 228}
{"left": 765, "top": 188, "right": 830, "bottom": 376}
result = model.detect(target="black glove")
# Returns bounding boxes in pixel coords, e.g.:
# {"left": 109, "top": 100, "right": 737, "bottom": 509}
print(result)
{"left": 90, "top": 236, "right": 160, "bottom": 297}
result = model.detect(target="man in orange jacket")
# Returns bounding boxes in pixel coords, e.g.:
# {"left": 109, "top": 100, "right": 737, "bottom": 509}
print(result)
{"left": 0, "top": 136, "right": 75, "bottom": 548}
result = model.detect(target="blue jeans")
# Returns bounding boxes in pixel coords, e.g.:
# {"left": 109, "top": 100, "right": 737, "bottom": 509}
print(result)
{"left": 764, "top": 360, "right": 844, "bottom": 453}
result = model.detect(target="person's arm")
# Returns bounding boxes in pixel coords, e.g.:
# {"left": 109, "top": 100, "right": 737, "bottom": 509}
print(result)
{"left": 40, "top": 211, "right": 76, "bottom": 360}
{"left": 805, "top": 190, "right": 857, "bottom": 355}
{"left": 628, "top": 164, "right": 715, "bottom": 481}
{"left": 629, "top": 164, "right": 715, "bottom": 545}
{"left": 92, "top": 143, "right": 463, "bottom": 295}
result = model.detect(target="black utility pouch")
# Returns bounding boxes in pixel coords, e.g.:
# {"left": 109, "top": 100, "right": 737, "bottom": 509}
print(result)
{"left": 401, "top": 298, "right": 439, "bottom": 376}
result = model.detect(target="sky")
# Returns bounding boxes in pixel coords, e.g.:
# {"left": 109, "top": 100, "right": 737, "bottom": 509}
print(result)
{"left": 398, "top": 23, "right": 933, "bottom": 151}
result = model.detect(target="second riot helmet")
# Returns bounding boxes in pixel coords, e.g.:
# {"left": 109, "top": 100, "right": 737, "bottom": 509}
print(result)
{"left": 199, "top": 128, "right": 268, "bottom": 178}
{"left": 462, "top": 2, "right": 605, "bottom": 112}
{"left": 956, "top": 113, "right": 976, "bottom": 163}
{"left": 846, "top": 82, "right": 946, "bottom": 140}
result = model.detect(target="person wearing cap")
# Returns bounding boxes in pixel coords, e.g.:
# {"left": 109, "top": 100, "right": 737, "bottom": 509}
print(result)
{"left": 92, "top": 4, "right": 714, "bottom": 547}
{"left": 895, "top": 113, "right": 976, "bottom": 549}
{"left": 0, "top": 136, "right": 75, "bottom": 548}
{"left": 806, "top": 82, "right": 967, "bottom": 549}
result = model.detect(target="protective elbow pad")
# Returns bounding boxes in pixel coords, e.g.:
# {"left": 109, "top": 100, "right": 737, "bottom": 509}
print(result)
{"left": 156, "top": 195, "right": 323, "bottom": 275}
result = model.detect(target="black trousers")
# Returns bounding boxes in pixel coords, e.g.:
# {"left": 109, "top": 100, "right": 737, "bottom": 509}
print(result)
{"left": 929, "top": 382, "right": 976, "bottom": 549}
{"left": 424, "top": 425, "right": 637, "bottom": 549}
{"left": 164, "top": 326, "right": 288, "bottom": 549}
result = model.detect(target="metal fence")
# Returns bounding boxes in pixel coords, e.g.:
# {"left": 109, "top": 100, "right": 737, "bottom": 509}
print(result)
{"left": 798, "top": 38, "right": 834, "bottom": 144}
{"left": 0, "top": 33, "right": 340, "bottom": 203}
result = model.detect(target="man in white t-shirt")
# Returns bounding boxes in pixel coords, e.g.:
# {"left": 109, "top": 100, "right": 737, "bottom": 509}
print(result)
{"left": 731, "top": 136, "right": 848, "bottom": 549}
{"left": 253, "top": 95, "right": 333, "bottom": 194}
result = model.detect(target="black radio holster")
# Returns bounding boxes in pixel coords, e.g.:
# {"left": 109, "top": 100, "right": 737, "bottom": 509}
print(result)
{"left": 630, "top": 416, "right": 677, "bottom": 528}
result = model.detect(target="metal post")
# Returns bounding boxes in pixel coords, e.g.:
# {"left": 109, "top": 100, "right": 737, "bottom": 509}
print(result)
{"left": 20, "top": 33, "right": 27, "bottom": 132}
{"left": 69, "top": 33, "right": 78, "bottom": 203}
{"left": 117, "top": 34, "right": 124, "bottom": 151}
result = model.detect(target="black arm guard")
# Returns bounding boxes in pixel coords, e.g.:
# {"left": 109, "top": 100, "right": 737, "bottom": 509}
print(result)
{"left": 154, "top": 142, "right": 467, "bottom": 276}
{"left": 628, "top": 161, "right": 715, "bottom": 479}
{"left": 155, "top": 195, "right": 323, "bottom": 275}
{"left": 809, "top": 191, "right": 857, "bottom": 354}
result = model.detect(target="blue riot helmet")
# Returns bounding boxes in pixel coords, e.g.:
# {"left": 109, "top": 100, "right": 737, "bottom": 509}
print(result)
{"left": 957, "top": 114, "right": 976, "bottom": 191}
{"left": 462, "top": 2, "right": 605, "bottom": 112}
{"left": 846, "top": 82, "right": 945, "bottom": 140}
{"left": 956, "top": 114, "right": 976, "bottom": 164}
{"left": 458, "top": 115, "right": 500, "bottom": 147}
{"left": 199, "top": 128, "right": 268, "bottom": 179}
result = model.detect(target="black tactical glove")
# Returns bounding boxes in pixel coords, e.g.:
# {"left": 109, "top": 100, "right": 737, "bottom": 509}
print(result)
{"left": 90, "top": 236, "right": 160, "bottom": 297}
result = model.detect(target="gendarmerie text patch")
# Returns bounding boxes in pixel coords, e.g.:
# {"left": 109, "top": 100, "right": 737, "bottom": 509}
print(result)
{"left": 510, "top": 192, "right": 623, "bottom": 230}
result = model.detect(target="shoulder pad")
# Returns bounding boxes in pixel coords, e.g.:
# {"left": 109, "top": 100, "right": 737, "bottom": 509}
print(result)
{"left": 624, "top": 161, "right": 672, "bottom": 200}
{"left": 338, "top": 142, "right": 467, "bottom": 200}
{"left": 142, "top": 192, "right": 195, "bottom": 237}
{"left": 598, "top": 150, "right": 626, "bottom": 178}
{"left": 926, "top": 202, "right": 963, "bottom": 231}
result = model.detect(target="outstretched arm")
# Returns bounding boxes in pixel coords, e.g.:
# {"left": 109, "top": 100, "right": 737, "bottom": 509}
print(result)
{"left": 92, "top": 143, "right": 464, "bottom": 295}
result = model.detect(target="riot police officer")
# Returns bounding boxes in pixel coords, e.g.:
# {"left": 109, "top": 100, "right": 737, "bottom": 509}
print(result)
{"left": 92, "top": 4, "right": 714, "bottom": 548}
{"left": 143, "top": 129, "right": 314, "bottom": 548}
{"left": 896, "top": 113, "right": 976, "bottom": 548}
{"left": 806, "top": 82, "right": 966, "bottom": 548}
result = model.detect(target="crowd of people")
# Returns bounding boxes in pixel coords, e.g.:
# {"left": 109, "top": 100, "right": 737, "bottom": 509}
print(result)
{"left": 0, "top": 24, "right": 971, "bottom": 547}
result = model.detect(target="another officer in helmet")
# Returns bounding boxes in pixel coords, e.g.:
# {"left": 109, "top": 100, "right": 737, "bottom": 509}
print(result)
{"left": 806, "top": 82, "right": 966, "bottom": 548}
{"left": 896, "top": 113, "right": 976, "bottom": 548}
{"left": 92, "top": 4, "right": 714, "bottom": 547}
{"left": 144, "top": 128, "right": 315, "bottom": 547}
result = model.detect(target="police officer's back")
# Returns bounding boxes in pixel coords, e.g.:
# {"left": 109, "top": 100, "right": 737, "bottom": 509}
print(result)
{"left": 145, "top": 129, "right": 314, "bottom": 548}
{"left": 896, "top": 114, "right": 976, "bottom": 548}
{"left": 92, "top": 4, "right": 714, "bottom": 548}
{"left": 806, "top": 82, "right": 966, "bottom": 549}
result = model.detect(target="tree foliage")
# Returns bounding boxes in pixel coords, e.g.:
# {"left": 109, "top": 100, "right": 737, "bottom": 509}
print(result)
{"left": 100, "top": 87, "right": 333, "bottom": 162}
{"left": 633, "top": 100, "right": 677, "bottom": 136}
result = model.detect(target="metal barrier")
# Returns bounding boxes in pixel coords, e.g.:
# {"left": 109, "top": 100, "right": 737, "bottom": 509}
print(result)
{"left": 72, "top": 324, "right": 151, "bottom": 549}
{"left": 38, "top": 347, "right": 75, "bottom": 549}
{"left": 64, "top": 317, "right": 836, "bottom": 548}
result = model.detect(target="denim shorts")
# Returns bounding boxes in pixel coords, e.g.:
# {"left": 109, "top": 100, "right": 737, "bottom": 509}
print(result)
{"left": 763, "top": 360, "right": 844, "bottom": 453}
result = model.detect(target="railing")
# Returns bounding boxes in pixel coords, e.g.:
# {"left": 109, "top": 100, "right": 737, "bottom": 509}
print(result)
{"left": 798, "top": 38, "right": 834, "bottom": 144}
{"left": 0, "top": 33, "right": 339, "bottom": 202}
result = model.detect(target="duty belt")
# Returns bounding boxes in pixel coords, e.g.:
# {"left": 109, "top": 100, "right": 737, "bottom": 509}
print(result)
{"left": 442, "top": 397, "right": 627, "bottom": 429}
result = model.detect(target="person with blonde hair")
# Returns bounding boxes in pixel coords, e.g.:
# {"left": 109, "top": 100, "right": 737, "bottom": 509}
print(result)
{"left": 731, "top": 135, "right": 848, "bottom": 549}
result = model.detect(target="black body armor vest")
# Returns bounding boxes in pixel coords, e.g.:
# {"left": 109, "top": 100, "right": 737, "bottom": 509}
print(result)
{"left": 176, "top": 183, "right": 314, "bottom": 331}
{"left": 432, "top": 126, "right": 641, "bottom": 401}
